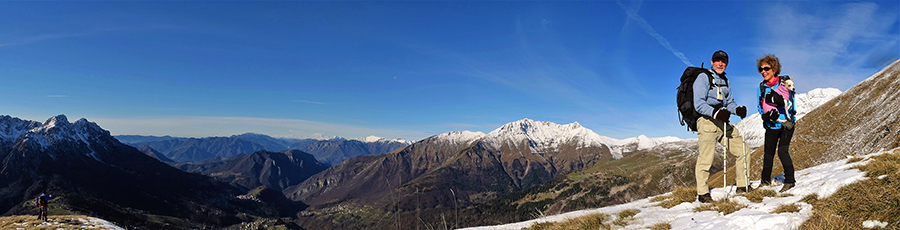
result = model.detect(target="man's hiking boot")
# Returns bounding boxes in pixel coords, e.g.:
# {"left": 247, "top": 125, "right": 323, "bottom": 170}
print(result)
{"left": 736, "top": 186, "right": 753, "bottom": 194}
{"left": 779, "top": 183, "right": 795, "bottom": 192}
{"left": 760, "top": 181, "right": 771, "bottom": 187}
{"left": 698, "top": 193, "right": 712, "bottom": 203}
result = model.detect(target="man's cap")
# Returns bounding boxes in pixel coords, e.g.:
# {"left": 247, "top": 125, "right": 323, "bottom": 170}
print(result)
{"left": 712, "top": 50, "right": 728, "bottom": 63}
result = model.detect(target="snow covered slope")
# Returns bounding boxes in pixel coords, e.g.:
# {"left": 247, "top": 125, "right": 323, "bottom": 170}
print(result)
{"left": 736, "top": 88, "right": 842, "bottom": 149}
{"left": 0, "top": 215, "right": 124, "bottom": 230}
{"left": 432, "top": 130, "right": 486, "bottom": 146}
{"left": 463, "top": 147, "right": 896, "bottom": 230}
{"left": 602, "top": 135, "right": 683, "bottom": 156}
{"left": 355, "top": 135, "right": 413, "bottom": 145}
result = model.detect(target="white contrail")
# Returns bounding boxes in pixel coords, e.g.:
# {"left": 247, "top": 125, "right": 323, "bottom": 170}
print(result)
{"left": 618, "top": 0, "right": 693, "bottom": 66}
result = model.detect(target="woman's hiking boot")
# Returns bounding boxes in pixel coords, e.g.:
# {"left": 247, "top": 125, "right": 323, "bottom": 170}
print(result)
{"left": 736, "top": 186, "right": 754, "bottom": 194}
{"left": 779, "top": 183, "right": 795, "bottom": 192}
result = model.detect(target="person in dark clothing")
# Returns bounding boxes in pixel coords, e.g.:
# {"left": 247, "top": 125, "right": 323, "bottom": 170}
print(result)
{"left": 756, "top": 54, "right": 797, "bottom": 192}
{"left": 37, "top": 191, "right": 52, "bottom": 221}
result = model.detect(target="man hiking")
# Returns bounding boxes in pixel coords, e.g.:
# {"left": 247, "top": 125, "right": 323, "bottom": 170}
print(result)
{"left": 693, "top": 50, "right": 752, "bottom": 203}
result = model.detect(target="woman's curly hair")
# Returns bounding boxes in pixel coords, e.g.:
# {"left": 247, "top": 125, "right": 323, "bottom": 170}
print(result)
{"left": 757, "top": 54, "right": 781, "bottom": 76}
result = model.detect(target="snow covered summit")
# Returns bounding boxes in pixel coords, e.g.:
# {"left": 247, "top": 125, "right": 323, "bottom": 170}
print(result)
{"left": 0, "top": 115, "right": 42, "bottom": 144}
{"left": 479, "top": 118, "right": 681, "bottom": 159}
{"left": 19, "top": 114, "right": 112, "bottom": 151}
{"left": 354, "top": 135, "right": 413, "bottom": 145}
{"left": 483, "top": 118, "right": 612, "bottom": 156}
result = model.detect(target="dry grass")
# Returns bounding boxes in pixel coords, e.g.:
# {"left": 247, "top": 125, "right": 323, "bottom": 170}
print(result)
{"left": 694, "top": 199, "right": 747, "bottom": 215}
{"left": 800, "top": 150, "right": 900, "bottom": 230}
{"left": 611, "top": 209, "right": 640, "bottom": 226}
{"left": 616, "top": 209, "right": 640, "bottom": 219}
{"left": 800, "top": 194, "right": 819, "bottom": 205}
{"left": 846, "top": 156, "right": 866, "bottom": 164}
{"left": 648, "top": 222, "right": 672, "bottom": 230}
{"left": 0, "top": 215, "right": 119, "bottom": 230}
{"left": 648, "top": 195, "right": 666, "bottom": 203}
{"left": 771, "top": 204, "right": 801, "bottom": 214}
{"left": 740, "top": 188, "right": 777, "bottom": 203}
{"left": 520, "top": 213, "right": 611, "bottom": 230}
{"left": 653, "top": 187, "right": 697, "bottom": 209}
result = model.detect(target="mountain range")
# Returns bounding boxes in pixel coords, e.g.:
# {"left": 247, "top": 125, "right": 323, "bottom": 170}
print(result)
{"left": 175, "top": 149, "right": 329, "bottom": 191}
{"left": 118, "top": 133, "right": 410, "bottom": 166}
{"left": 286, "top": 118, "right": 693, "bottom": 229}
{"left": 0, "top": 115, "right": 299, "bottom": 229}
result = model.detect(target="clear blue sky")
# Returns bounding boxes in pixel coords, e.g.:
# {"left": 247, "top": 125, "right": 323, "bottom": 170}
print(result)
{"left": 2, "top": 1, "right": 898, "bottom": 141}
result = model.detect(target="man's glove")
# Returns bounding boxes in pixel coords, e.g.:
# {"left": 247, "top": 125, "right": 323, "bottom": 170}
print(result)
{"left": 762, "top": 109, "right": 779, "bottom": 122}
{"left": 765, "top": 91, "right": 786, "bottom": 107}
{"left": 713, "top": 107, "right": 731, "bottom": 122}
{"left": 735, "top": 106, "right": 747, "bottom": 119}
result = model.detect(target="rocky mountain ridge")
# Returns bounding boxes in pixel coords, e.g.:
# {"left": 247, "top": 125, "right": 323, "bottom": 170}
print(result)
{"left": 119, "top": 133, "right": 410, "bottom": 166}
{"left": 0, "top": 115, "right": 287, "bottom": 229}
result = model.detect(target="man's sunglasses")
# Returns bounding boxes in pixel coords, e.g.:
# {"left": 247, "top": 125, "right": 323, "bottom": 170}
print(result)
{"left": 758, "top": 66, "right": 772, "bottom": 72}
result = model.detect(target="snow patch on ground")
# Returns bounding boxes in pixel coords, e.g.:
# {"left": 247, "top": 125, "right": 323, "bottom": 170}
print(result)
{"left": 2, "top": 215, "right": 124, "bottom": 230}
{"left": 863, "top": 220, "right": 889, "bottom": 228}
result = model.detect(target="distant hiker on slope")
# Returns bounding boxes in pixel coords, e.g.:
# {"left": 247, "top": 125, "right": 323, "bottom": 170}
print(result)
{"left": 692, "top": 50, "right": 752, "bottom": 203}
{"left": 35, "top": 190, "right": 52, "bottom": 221}
{"left": 756, "top": 54, "right": 797, "bottom": 193}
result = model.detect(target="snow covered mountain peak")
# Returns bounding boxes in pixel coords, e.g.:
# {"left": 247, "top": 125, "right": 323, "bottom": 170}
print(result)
{"left": 19, "top": 114, "right": 111, "bottom": 152}
{"left": 432, "top": 130, "right": 487, "bottom": 146}
{"left": 472, "top": 118, "right": 685, "bottom": 159}
{"left": 42, "top": 114, "right": 70, "bottom": 128}
{"left": 0, "top": 115, "right": 42, "bottom": 144}
{"left": 489, "top": 118, "right": 585, "bottom": 138}
{"left": 484, "top": 118, "right": 614, "bottom": 157}
{"left": 794, "top": 88, "right": 842, "bottom": 116}
{"left": 355, "top": 135, "right": 413, "bottom": 145}
{"left": 597, "top": 135, "right": 684, "bottom": 157}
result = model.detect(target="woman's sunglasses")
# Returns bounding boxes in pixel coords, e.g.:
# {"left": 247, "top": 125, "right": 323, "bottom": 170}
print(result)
{"left": 758, "top": 66, "right": 772, "bottom": 72}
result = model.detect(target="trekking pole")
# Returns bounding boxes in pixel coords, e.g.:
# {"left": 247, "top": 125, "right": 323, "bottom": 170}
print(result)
{"left": 743, "top": 140, "right": 749, "bottom": 189}
{"left": 723, "top": 120, "right": 728, "bottom": 200}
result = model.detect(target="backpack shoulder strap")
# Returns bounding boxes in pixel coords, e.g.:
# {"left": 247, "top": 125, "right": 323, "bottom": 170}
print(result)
{"left": 759, "top": 82, "right": 767, "bottom": 101}
{"left": 702, "top": 69, "right": 728, "bottom": 89}
{"left": 703, "top": 69, "right": 728, "bottom": 89}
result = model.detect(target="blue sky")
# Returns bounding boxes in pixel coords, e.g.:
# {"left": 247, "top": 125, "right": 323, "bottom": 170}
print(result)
{"left": 2, "top": 1, "right": 897, "bottom": 141}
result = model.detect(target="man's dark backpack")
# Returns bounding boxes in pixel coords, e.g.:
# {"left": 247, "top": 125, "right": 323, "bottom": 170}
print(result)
{"left": 676, "top": 65, "right": 726, "bottom": 132}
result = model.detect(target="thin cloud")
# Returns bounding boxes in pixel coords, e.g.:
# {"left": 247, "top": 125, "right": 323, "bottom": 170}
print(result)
{"left": 91, "top": 116, "right": 432, "bottom": 141}
{"left": 617, "top": 0, "right": 693, "bottom": 66}
{"left": 756, "top": 2, "right": 899, "bottom": 92}
{"left": 294, "top": 100, "right": 327, "bottom": 105}
{"left": 0, "top": 32, "right": 91, "bottom": 48}
{"left": 509, "top": 18, "right": 617, "bottom": 113}
{"left": 1, "top": 25, "right": 183, "bottom": 48}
